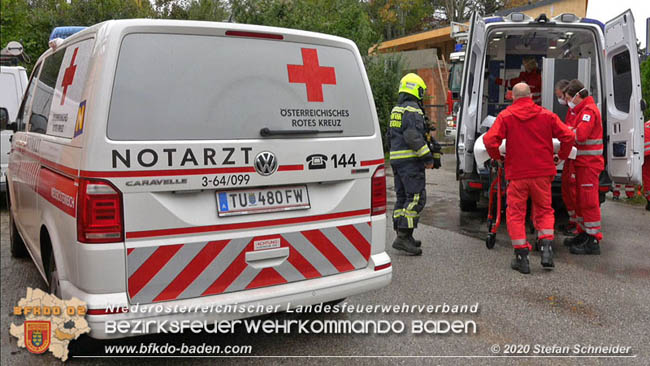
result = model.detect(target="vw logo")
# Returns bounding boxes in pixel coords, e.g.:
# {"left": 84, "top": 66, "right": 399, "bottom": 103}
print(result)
{"left": 254, "top": 151, "right": 278, "bottom": 176}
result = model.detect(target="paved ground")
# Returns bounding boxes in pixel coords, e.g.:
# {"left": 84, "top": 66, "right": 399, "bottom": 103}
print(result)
{"left": 2, "top": 154, "right": 649, "bottom": 365}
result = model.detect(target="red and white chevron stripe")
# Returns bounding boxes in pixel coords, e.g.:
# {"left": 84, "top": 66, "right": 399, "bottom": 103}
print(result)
{"left": 127, "top": 222, "right": 372, "bottom": 304}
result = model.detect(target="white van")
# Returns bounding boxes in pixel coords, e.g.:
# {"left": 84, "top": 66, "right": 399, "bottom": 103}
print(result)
{"left": 0, "top": 65, "right": 28, "bottom": 192}
{"left": 456, "top": 10, "right": 645, "bottom": 210}
{"left": 6, "top": 19, "right": 391, "bottom": 339}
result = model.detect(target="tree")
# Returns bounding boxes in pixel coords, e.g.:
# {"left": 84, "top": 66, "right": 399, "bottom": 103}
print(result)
{"left": 367, "top": 0, "right": 434, "bottom": 41}
{"left": 641, "top": 58, "right": 650, "bottom": 121}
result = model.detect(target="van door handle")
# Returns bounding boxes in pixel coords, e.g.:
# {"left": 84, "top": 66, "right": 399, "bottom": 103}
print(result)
{"left": 245, "top": 247, "right": 289, "bottom": 269}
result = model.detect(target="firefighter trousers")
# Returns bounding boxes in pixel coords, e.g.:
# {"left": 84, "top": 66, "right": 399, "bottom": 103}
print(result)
{"left": 506, "top": 176, "right": 555, "bottom": 249}
{"left": 575, "top": 165, "right": 603, "bottom": 240}
{"left": 561, "top": 160, "right": 577, "bottom": 227}
{"left": 392, "top": 162, "right": 426, "bottom": 230}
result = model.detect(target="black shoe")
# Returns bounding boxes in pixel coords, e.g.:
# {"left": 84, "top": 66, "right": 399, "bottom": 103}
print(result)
{"left": 409, "top": 235, "right": 422, "bottom": 247}
{"left": 564, "top": 232, "right": 587, "bottom": 247}
{"left": 540, "top": 240, "right": 554, "bottom": 268}
{"left": 510, "top": 248, "right": 530, "bottom": 274}
{"left": 569, "top": 235, "right": 601, "bottom": 255}
{"left": 392, "top": 231, "right": 422, "bottom": 255}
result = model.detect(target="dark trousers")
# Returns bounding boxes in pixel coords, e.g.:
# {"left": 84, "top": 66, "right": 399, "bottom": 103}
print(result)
{"left": 392, "top": 162, "right": 426, "bottom": 230}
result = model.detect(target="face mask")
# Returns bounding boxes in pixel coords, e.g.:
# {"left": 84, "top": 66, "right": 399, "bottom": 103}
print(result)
{"left": 567, "top": 88, "right": 586, "bottom": 109}
{"left": 557, "top": 98, "right": 567, "bottom": 105}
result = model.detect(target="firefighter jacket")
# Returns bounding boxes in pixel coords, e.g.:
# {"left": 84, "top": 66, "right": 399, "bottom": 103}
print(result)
{"left": 388, "top": 94, "right": 434, "bottom": 166}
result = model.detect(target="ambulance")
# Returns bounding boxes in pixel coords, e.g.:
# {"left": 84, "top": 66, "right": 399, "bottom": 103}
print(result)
{"left": 1, "top": 62, "right": 28, "bottom": 193}
{"left": 6, "top": 19, "right": 391, "bottom": 338}
{"left": 456, "top": 10, "right": 645, "bottom": 211}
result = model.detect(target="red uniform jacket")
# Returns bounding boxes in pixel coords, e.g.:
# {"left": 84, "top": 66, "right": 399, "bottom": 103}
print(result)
{"left": 644, "top": 120, "right": 650, "bottom": 157}
{"left": 505, "top": 70, "right": 542, "bottom": 104}
{"left": 572, "top": 96, "right": 604, "bottom": 170}
{"left": 484, "top": 97, "right": 575, "bottom": 180}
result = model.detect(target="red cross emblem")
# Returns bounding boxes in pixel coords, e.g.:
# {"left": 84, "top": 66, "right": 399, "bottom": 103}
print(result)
{"left": 60, "top": 47, "right": 79, "bottom": 105}
{"left": 287, "top": 48, "right": 336, "bottom": 102}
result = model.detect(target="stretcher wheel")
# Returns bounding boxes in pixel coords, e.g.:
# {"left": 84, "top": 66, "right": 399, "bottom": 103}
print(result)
{"left": 486, "top": 233, "right": 496, "bottom": 249}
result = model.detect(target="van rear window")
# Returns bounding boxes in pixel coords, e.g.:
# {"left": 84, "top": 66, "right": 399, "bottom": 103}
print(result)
{"left": 107, "top": 33, "right": 375, "bottom": 140}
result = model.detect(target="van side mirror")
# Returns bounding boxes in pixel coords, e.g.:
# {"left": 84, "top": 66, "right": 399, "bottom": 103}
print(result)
{"left": 7, "top": 122, "right": 18, "bottom": 133}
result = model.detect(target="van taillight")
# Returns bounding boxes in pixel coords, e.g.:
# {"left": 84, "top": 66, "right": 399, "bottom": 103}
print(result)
{"left": 371, "top": 165, "right": 387, "bottom": 215}
{"left": 77, "top": 179, "right": 124, "bottom": 243}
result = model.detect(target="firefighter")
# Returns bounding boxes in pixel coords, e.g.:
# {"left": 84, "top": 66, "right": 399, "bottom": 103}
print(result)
{"left": 496, "top": 57, "right": 542, "bottom": 104}
{"left": 555, "top": 79, "right": 579, "bottom": 235}
{"left": 643, "top": 121, "right": 650, "bottom": 211}
{"left": 562, "top": 80, "right": 604, "bottom": 255}
{"left": 388, "top": 73, "right": 440, "bottom": 256}
{"left": 484, "top": 83, "right": 574, "bottom": 274}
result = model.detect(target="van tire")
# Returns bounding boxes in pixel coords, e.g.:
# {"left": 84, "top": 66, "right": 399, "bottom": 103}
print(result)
{"left": 459, "top": 182, "right": 478, "bottom": 212}
{"left": 9, "top": 202, "right": 28, "bottom": 258}
{"left": 43, "top": 240, "right": 61, "bottom": 297}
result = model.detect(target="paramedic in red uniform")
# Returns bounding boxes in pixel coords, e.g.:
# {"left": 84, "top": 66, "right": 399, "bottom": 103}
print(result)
{"left": 562, "top": 80, "right": 604, "bottom": 254}
{"left": 496, "top": 57, "right": 542, "bottom": 104}
{"left": 484, "top": 83, "right": 574, "bottom": 274}
{"left": 555, "top": 79, "right": 579, "bottom": 234}
{"left": 643, "top": 121, "right": 650, "bottom": 211}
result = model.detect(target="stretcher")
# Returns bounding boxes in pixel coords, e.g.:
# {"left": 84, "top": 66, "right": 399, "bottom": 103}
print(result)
{"left": 485, "top": 160, "right": 504, "bottom": 249}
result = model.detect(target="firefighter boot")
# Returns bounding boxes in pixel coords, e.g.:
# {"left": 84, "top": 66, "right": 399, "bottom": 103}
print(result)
{"left": 569, "top": 235, "right": 601, "bottom": 255}
{"left": 540, "top": 239, "right": 554, "bottom": 268}
{"left": 392, "top": 229, "right": 422, "bottom": 255}
{"left": 408, "top": 230, "right": 422, "bottom": 247}
{"left": 564, "top": 232, "right": 587, "bottom": 247}
{"left": 510, "top": 248, "right": 531, "bottom": 274}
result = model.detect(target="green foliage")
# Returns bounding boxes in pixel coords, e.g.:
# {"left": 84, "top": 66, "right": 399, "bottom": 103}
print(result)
{"left": 231, "top": 0, "right": 379, "bottom": 56}
{"left": 364, "top": 53, "right": 404, "bottom": 148}
{"left": 2, "top": 0, "right": 403, "bottom": 150}
{"left": 641, "top": 58, "right": 650, "bottom": 121}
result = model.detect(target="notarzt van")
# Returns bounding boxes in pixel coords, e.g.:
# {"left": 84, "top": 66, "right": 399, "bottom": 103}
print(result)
{"left": 1, "top": 65, "right": 28, "bottom": 192}
{"left": 6, "top": 20, "right": 391, "bottom": 338}
{"left": 456, "top": 10, "right": 645, "bottom": 210}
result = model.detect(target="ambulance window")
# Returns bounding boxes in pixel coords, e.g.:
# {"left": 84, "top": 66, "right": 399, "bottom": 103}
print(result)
{"left": 29, "top": 50, "right": 65, "bottom": 134}
{"left": 466, "top": 51, "right": 478, "bottom": 107}
{"left": 108, "top": 33, "right": 375, "bottom": 140}
{"left": 611, "top": 50, "right": 632, "bottom": 114}
{"left": 16, "top": 63, "right": 41, "bottom": 132}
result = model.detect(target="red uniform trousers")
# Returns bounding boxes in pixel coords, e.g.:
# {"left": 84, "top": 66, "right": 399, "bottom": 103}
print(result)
{"left": 575, "top": 166, "right": 603, "bottom": 240}
{"left": 561, "top": 160, "right": 577, "bottom": 227}
{"left": 643, "top": 159, "right": 650, "bottom": 201}
{"left": 507, "top": 176, "right": 555, "bottom": 250}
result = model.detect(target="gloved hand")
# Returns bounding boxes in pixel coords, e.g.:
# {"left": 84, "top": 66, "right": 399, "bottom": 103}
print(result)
{"left": 432, "top": 152, "right": 442, "bottom": 169}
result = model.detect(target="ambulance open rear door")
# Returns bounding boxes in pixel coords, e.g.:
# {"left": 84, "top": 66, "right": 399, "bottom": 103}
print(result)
{"left": 456, "top": 12, "right": 485, "bottom": 179}
{"left": 604, "top": 9, "right": 644, "bottom": 184}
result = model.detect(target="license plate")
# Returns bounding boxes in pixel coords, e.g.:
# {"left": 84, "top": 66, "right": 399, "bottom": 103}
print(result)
{"left": 216, "top": 185, "right": 310, "bottom": 216}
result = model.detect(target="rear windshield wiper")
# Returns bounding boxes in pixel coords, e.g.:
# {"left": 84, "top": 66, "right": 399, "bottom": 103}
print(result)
{"left": 260, "top": 128, "right": 344, "bottom": 137}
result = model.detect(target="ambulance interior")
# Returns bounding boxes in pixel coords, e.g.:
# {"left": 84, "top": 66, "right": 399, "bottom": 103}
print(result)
{"left": 478, "top": 27, "right": 603, "bottom": 133}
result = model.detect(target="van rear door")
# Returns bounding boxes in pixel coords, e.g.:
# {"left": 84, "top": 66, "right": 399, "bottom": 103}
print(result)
{"left": 95, "top": 30, "right": 383, "bottom": 304}
{"left": 604, "top": 9, "right": 644, "bottom": 184}
{"left": 456, "top": 12, "right": 485, "bottom": 178}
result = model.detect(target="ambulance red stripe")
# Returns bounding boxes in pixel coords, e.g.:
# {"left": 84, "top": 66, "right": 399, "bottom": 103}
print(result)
{"left": 246, "top": 268, "right": 288, "bottom": 289}
{"left": 285, "top": 237, "right": 322, "bottom": 279}
{"left": 128, "top": 244, "right": 183, "bottom": 298}
{"left": 37, "top": 168, "right": 77, "bottom": 217}
{"left": 302, "top": 230, "right": 355, "bottom": 272}
{"left": 153, "top": 240, "right": 230, "bottom": 302}
{"left": 337, "top": 225, "right": 371, "bottom": 259}
{"left": 360, "top": 158, "right": 384, "bottom": 166}
{"left": 201, "top": 241, "right": 254, "bottom": 296}
{"left": 126, "top": 209, "right": 370, "bottom": 239}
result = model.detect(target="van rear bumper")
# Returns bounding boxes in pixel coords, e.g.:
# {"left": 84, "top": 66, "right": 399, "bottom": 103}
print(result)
{"left": 61, "top": 252, "right": 392, "bottom": 339}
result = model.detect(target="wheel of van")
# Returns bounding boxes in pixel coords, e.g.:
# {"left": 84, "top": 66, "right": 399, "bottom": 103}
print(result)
{"left": 9, "top": 204, "right": 28, "bottom": 258}
{"left": 46, "top": 250, "right": 61, "bottom": 297}
{"left": 459, "top": 182, "right": 478, "bottom": 212}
